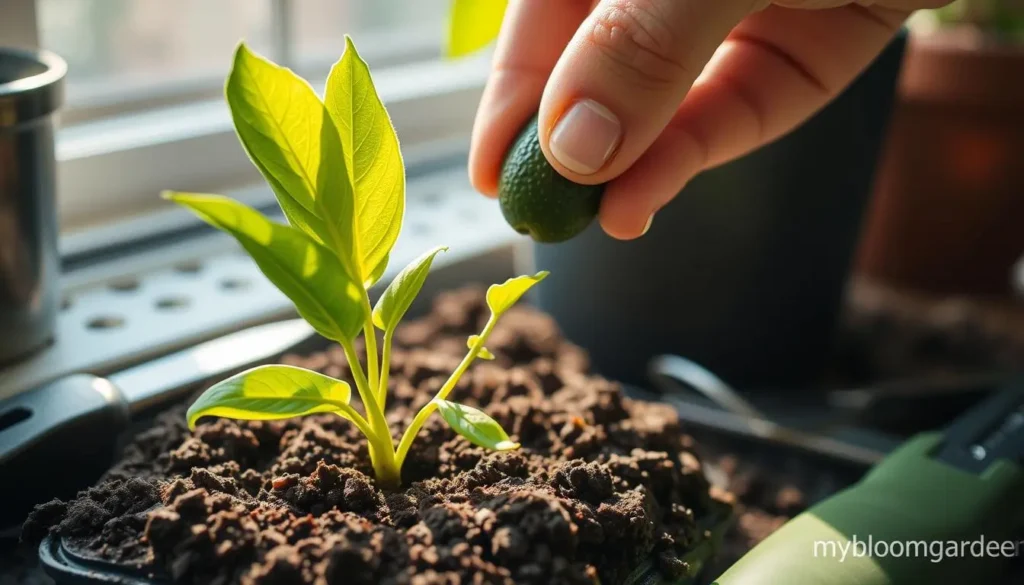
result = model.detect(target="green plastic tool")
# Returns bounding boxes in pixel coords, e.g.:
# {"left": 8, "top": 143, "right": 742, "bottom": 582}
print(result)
{"left": 713, "top": 379, "right": 1024, "bottom": 585}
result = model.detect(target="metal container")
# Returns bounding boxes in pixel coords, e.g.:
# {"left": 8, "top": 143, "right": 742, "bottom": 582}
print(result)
{"left": 0, "top": 48, "right": 66, "bottom": 363}
{"left": 533, "top": 32, "right": 908, "bottom": 391}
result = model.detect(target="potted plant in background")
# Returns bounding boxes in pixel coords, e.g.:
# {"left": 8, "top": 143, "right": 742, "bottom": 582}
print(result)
{"left": 856, "top": 0, "right": 1024, "bottom": 298}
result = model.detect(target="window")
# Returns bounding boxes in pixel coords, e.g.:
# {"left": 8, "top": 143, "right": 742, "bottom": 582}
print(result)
{"left": 38, "top": 0, "right": 276, "bottom": 121}
{"left": 4, "top": 0, "right": 487, "bottom": 233}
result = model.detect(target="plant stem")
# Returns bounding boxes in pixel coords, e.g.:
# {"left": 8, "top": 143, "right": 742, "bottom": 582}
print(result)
{"left": 341, "top": 340, "right": 400, "bottom": 485}
{"left": 377, "top": 329, "right": 394, "bottom": 407}
{"left": 395, "top": 314, "right": 497, "bottom": 467}
{"left": 331, "top": 402, "right": 374, "bottom": 438}
{"left": 360, "top": 292, "right": 380, "bottom": 401}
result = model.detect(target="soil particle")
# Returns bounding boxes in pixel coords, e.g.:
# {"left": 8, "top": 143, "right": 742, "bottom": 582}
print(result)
{"left": 23, "top": 289, "right": 733, "bottom": 585}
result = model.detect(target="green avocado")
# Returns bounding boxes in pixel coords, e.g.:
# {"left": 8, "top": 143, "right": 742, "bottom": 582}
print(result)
{"left": 497, "top": 116, "right": 605, "bottom": 243}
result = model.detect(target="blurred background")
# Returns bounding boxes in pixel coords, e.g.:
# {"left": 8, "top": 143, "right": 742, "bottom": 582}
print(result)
{"left": 38, "top": 0, "right": 448, "bottom": 123}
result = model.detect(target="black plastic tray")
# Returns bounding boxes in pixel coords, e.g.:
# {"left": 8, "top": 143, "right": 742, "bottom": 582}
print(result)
{"left": 40, "top": 535, "right": 160, "bottom": 585}
{"left": 40, "top": 503, "right": 733, "bottom": 585}
{"left": 41, "top": 516, "right": 732, "bottom": 585}
{"left": 38, "top": 388, "right": 878, "bottom": 585}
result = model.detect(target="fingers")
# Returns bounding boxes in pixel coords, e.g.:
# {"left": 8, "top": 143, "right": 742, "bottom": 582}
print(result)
{"left": 599, "top": 4, "right": 908, "bottom": 239}
{"left": 536, "top": 0, "right": 760, "bottom": 184}
{"left": 468, "top": 0, "right": 592, "bottom": 197}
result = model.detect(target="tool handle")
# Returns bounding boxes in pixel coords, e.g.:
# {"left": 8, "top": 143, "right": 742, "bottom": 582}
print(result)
{"left": 0, "top": 375, "right": 130, "bottom": 531}
{"left": 712, "top": 433, "right": 1024, "bottom": 585}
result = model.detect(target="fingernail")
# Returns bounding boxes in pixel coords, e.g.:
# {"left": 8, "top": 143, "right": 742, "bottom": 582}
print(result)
{"left": 549, "top": 99, "right": 621, "bottom": 175}
{"left": 641, "top": 213, "right": 654, "bottom": 236}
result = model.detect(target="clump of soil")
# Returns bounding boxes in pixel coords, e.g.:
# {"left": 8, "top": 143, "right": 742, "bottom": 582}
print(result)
{"left": 24, "top": 288, "right": 732, "bottom": 585}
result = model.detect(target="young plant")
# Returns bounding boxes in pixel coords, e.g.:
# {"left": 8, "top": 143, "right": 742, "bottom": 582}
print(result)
{"left": 167, "top": 37, "right": 547, "bottom": 488}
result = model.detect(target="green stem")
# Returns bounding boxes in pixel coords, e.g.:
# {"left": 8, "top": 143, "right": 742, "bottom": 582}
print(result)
{"left": 377, "top": 329, "right": 394, "bottom": 407}
{"left": 330, "top": 401, "right": 397, "bottom": 487}
{"left": 332, "top": 402, "right": 374, "bottom": 438}
{"left": 341, "top": 340, "right": 400, "bottom": 485}
{"left": 395, "top": 314, "right": 497, "bottom": 467}
{"left": 361, "top": 293, "right": 380, "bottom": 401}
{"left": 342, "top": 340, "right": 388, "bottom": 434}
{"left": 317, "top": 214, "right": 397, "bottom": 485}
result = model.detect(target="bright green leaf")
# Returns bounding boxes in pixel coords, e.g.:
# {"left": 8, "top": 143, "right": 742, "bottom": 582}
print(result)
{"left": 165, "top": 192, "right": 365, "bottom": 343}
{"left": 372, "top": 246, "right": 448, "bottom": 331}
{"left": 434, "top": 399, "right": 519, "bottom": 451}
{"left": 446, "top": 0, "right": 508, "bottom": 58}
{"left": 486, "top": 271, "right": 549, "bottom": 316}
{"left": 187, "top": 365, "right": 351, "bottom": 429}
{"left": 225, "top": 43, "right": 357, "bottom": 275}
{"left": 467, "top": 335, "right": 494, "bottom": 360}
{"left": 365, "top": 252, "right": 389, "bottom": 288}
{"left": 325, "top": 36, "right": 405, "bottom": 284}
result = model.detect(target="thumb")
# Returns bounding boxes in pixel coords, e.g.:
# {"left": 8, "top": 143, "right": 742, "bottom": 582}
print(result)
{"left": 538, "top": 0, "right": 760, "bottom": 184}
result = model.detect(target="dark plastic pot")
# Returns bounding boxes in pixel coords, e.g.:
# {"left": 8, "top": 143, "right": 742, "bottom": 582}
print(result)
{"left": 0, "top": 47, "right": 66, "bottom": 363}
{"left": 532, "top": 32, "right": 909, "bottom": 392}
{"left": 39, "top": 507, "right": 734, "bottom": 585}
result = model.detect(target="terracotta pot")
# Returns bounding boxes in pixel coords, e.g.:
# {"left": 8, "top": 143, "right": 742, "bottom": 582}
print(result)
{"left": 856, "top": 27, "right": 1024, "bottom": 298}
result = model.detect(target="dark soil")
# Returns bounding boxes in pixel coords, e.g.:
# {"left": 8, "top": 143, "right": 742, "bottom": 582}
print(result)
{"left": 23, "top": 289, "right": 734, "bottom": 585}
{"left": 18, "top": 285, "right": 1024, "bottom": 584}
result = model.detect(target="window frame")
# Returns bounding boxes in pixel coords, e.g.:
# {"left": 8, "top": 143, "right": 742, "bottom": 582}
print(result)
{"left": 8, "top": 0, "right": 490, "bottom": 233}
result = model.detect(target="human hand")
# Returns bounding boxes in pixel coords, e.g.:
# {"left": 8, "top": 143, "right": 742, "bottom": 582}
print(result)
{"left": 468, "top": 0, "right": 951, "bottom": 240}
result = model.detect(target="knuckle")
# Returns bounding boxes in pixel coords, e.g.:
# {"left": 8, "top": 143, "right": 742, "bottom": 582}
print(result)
{"left": 586, "top": 0, "right": 691, "bottom": 90}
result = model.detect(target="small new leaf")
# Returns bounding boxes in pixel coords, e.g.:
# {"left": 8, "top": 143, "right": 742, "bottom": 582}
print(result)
{"left": 187, "top": 365, "right": 351, "bottom": 430}
{"left": 486, "top": 271, "right": 549, "bottom": 316}
{"left": 372, "top": 246, "right": 448, "bottom": 331}
{"left": 225, "top": 43, "right": 356, "bottom": 267}
{"left": 467, "top": 335, "right": 494, "bottom": 360}
{"left": 434, "top": 399, "right": 518, "bottom": 451}
{"left": 446, "top": 0, "right": 508, "bottom": 58}
{"left": 165, "top": 192, "right": 365, "bottom": 343}
{"left": 325, "top": 36, "right": 405, "bottom": 283}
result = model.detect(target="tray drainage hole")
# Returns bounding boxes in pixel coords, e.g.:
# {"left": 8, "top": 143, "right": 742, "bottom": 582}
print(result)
{"left": 155, "top": 296, "right": 191, "bottom": 311}
{"left": 87, "top": 315, "right": 125, "bottom": 331}
{"left": 220, "top": 277, "right": 252, "bottom": 291}
{"left": 108, "top": 277, "right": 140, "bottom": 293}
{"left": 0, "top": 406, "right": 31, "bottom": 431}
{"left": 174, "top": 260, "right": 203, "bottom": 274}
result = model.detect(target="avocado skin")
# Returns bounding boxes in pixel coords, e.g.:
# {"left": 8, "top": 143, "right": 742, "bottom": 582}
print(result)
{"left": 498, "top": 116, "right": 605, "bottom": 244}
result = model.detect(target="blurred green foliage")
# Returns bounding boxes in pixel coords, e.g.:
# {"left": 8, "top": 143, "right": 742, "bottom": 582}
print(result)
{"left": 933, "top": 0, "right": 1024, "bottom": 42}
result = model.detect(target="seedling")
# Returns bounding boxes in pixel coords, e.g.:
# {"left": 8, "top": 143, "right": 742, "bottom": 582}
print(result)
{"left": 165, "top": 37, "right": 546, "bottom": 488}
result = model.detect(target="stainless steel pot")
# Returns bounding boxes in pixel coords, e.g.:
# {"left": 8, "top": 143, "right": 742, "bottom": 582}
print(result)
{"left": 0, "top": 47, "right": 66, "bottom": 363}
